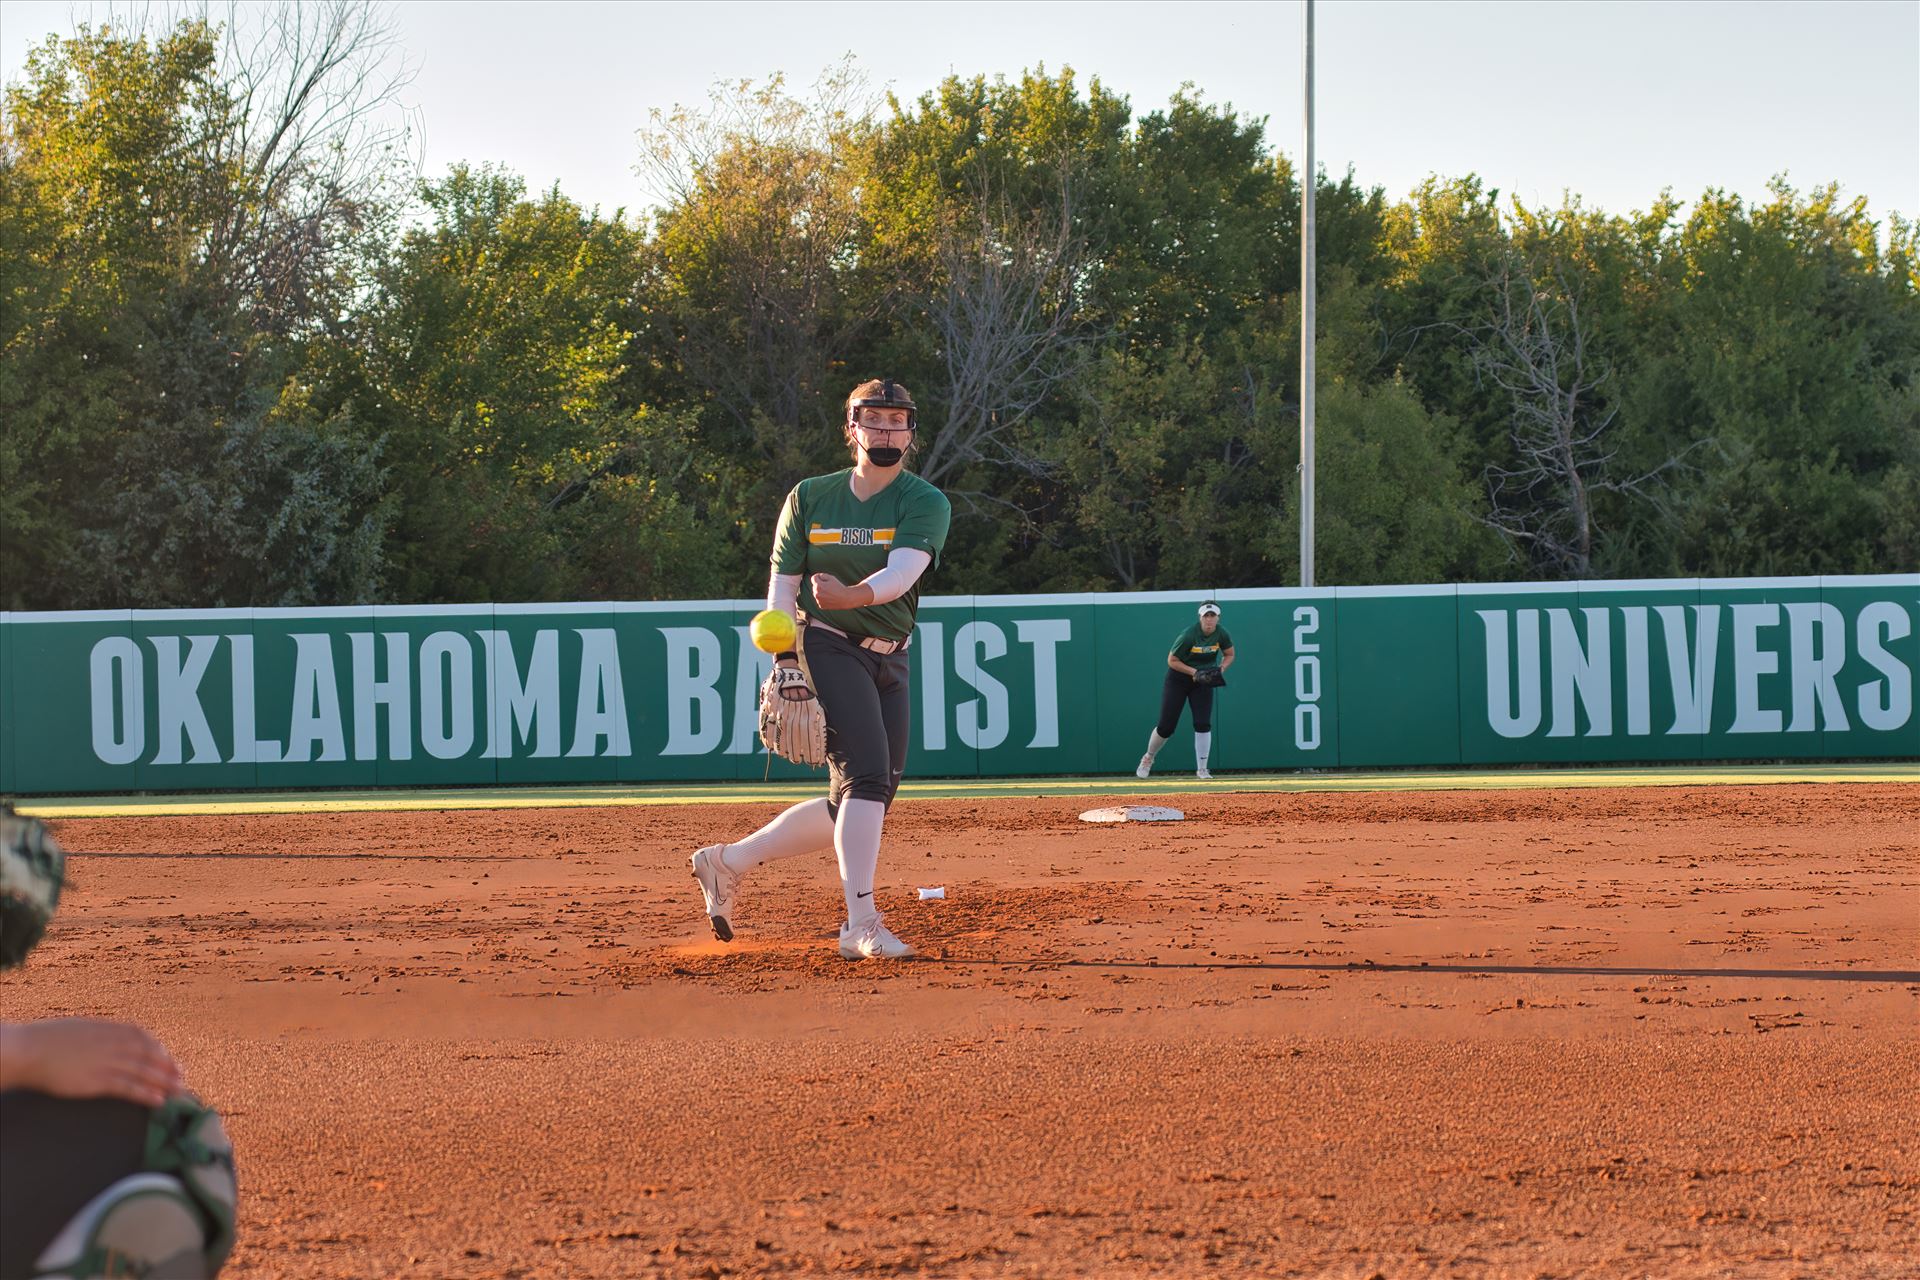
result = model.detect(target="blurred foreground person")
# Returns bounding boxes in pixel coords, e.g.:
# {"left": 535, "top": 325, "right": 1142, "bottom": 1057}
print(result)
{"left": 1, "top": 804, "right": 238, "bottom": 1280}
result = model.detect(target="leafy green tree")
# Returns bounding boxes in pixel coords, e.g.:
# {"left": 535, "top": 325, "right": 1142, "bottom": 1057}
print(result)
{"left": 1297, "top": 377, "right": 1498, "bottom": 584}
{"left": 636, "top": 68, "right": 887, "bottom": 495}
{"left": 9, "top": 28, "right": 1913, "bottom": 606}
{"left": 0, "top": 15, "right": 394, "bottom": 608}
{"left": 1629, "top": 183, "right": 1920, "bottom": 575}
{"left": 865, "top": 73, "right": 1425, "bottom": 591}
{"left": 1036, "top": 263, "right": 1493, "bottom": 591}
{"left": 1377, "top": 175, "right": 1521, "bottom": 471}
{"left": 1378, "top": 175, "right": 1918, "bottom": 580}
{"left": 71, "top": 305, "right": 391, "bottom": 607}
{"left": 363, "top": 165, "right": 742, "bottom": 601}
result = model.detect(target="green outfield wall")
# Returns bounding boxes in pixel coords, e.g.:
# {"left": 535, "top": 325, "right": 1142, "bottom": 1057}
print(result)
{"left": 1, "top": 576, "right": 1913, "bottom": 794}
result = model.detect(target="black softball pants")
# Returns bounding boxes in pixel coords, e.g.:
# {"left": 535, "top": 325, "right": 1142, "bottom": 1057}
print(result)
{"left": 1157, "top": 670, "right": 1214, "bottom": 738}
{"left": 0, "top": 1091, "right": 148, "bottom": 1277}
{"left": 798, "top": 624, "right": 913, "bottom": 813}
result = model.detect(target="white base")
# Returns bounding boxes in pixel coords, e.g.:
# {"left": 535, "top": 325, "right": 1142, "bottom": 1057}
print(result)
{"left": 1079, "top": 805, "right": 1186, "bottom": 824}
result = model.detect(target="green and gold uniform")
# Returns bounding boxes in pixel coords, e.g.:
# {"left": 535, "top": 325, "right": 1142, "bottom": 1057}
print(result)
{"left": 772, "top": 469, "right": 951, "bottom": 642}
{"left": 1158, "top": 621, "right": 1232, "bottom": 738}
{"left": 1169, "top": 622, "right": 1233, "bottom": 669}
{"left": 771, "top": 468, "right": 950, "bottom": 811}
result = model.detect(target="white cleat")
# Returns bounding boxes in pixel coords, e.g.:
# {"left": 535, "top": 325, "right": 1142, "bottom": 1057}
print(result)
{"left": 838, "top": 914, "right": 915, "bottom": 960}
{"left": 1196, "top": 768, "right": 1212, "bottom": 780}
{"left": 1136, "top": 754, "right": 1154, "bottom": 780}
{"left": 690, "top": 844, "right": 740, "bottom": 942}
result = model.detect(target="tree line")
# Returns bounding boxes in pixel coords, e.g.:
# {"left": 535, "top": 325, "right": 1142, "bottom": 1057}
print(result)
{"left": 3, "top": 6, "right": 1914, "bottom": 611}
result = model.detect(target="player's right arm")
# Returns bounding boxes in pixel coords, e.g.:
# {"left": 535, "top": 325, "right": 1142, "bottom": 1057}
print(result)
{"left": 1167, "top": 630, "right": 1197, "bottom": 677}
{"left": 767, "top": 485, "right": 808, "bottom": 668}
{"left": 767, "top": 572, "right": 800, "bottom": 620}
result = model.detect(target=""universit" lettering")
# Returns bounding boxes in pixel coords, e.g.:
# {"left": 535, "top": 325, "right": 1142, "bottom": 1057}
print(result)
{"left": 1475, "top": 602, "right": 1912, "bottom": 739}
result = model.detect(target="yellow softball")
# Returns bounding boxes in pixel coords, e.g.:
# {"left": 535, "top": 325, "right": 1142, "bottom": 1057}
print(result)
{"left": 749, "top": 608, "right": 797, "bottom": 654}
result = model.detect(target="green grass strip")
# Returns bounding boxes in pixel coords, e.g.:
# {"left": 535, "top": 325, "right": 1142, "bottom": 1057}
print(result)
{"left": 14, "top": 762, "right": 1913, "bottom": 819}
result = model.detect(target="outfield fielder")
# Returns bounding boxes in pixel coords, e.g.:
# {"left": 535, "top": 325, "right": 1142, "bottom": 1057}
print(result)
{"left": 692, "top": 379, "right": 951, "bottom": 960}
{"left": 1136, "top": 602, "right": 1234, "bottom": 780}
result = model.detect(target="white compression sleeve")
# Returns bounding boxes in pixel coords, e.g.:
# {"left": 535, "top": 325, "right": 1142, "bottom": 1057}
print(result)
{"left": 767, "top": 571, "right": 800, "bottom": 618}
{"left": 858, "top": 548, "right": 932, "bottom": 605}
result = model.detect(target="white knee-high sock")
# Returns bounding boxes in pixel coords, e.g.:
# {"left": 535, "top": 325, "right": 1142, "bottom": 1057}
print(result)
{"left": 1194, "top": 731, "right": 1212, "bottom": 771}
{"left": 1145, "top": 730, "right": 1170, "bottom": 758}
{"left": 719, "top": 797, "right": 835, "bottom": 874}
{"left": 836, "top": 797, "right": 886, "bottom": 928}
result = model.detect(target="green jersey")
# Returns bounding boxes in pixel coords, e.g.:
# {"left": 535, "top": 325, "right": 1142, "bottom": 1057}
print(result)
{"left": 1170, "top": 622, "right": 1232, "bottom": 668}
{"left": 772, "top": 468, "right": 952, "bottom": 642}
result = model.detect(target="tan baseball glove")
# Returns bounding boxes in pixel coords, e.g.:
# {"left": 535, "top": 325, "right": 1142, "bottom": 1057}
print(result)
{"left": 758, "top": 665, "right": 828, "bottom": 766}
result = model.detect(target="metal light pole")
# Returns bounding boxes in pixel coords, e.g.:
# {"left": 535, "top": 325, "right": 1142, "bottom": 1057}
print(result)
{"left": 1300, "top": 0, "right": 1316, "bottom": 589}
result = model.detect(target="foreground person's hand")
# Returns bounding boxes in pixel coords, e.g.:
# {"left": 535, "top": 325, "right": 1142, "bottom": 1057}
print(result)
{"left": 0, "top": 1018, "right": 185, "bottom": 1107}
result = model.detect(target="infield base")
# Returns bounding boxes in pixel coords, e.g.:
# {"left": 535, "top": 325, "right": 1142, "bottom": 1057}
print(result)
{"left": 1079, "top": 804, "right": 1186, "bottom": 823}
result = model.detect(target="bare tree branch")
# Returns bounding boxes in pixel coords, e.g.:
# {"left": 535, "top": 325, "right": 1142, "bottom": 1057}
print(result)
{"left": 1469, "top": 255, "right": 1703, "bottom": 578}
{"left": 192, "top": 0, "right": 420, "bottom": 333}
{"left": 913, "top": 161, "right": 1104, "bottom": 486}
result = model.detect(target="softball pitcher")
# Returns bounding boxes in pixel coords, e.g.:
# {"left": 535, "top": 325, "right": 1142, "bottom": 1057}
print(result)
{"left": 692, "top": 379, "right": 951, "bottom": 960}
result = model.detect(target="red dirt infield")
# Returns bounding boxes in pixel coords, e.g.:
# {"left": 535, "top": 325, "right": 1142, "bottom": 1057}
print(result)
{"left": 7, "top": 782, "right": 1917, "bottom": 1278}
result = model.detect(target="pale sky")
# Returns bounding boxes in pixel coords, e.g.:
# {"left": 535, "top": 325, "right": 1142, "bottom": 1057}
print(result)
{"left": 3, "top": 0, "right": 1916, "bottom": 229}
